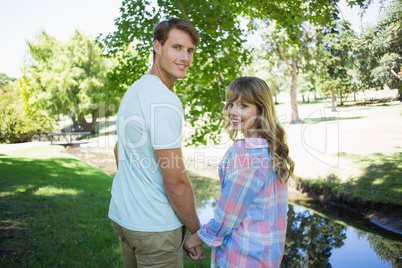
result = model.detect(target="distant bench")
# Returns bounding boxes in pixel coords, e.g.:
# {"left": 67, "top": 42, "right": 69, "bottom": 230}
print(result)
{"left": 48, "top": 132, "right": 91, "bottom": 145}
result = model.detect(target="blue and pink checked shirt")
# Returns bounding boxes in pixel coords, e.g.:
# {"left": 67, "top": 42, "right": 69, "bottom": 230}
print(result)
{"left": 197, "top": 138, "right": 288, "bottom": 268}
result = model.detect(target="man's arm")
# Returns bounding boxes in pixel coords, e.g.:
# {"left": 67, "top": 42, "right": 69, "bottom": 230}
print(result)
{"left": 114, "top": 142, "right": 118, "bottom": 169}
{"left": 155, "top": 148, "right": 200, "bottom": 234}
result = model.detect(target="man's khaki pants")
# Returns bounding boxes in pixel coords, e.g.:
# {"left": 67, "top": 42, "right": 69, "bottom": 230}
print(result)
{"left": 111, "top": 220, "right": 186, "bottom": 268}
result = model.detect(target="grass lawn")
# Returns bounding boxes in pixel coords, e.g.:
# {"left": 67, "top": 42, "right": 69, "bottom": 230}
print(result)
{"left": 283, "top": 103, "right": 402, "bottom": 207}
{"left": 0, "top": 146, "right": 121, "bottom": 267}
{"left": 0, "top": 146, "right": 211, "bottom": 267}
{"left": 294, "top": 151, "right": 402, "bottom": 206}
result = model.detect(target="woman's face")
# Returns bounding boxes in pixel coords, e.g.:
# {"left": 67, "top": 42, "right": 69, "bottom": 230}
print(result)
{"left": 227, "top": 98, "right": 259, "bottom": 136}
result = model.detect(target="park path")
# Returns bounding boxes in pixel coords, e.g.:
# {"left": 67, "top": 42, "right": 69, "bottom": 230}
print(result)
{"left": 0, "top": 141, "right": 51, "bottom": 153}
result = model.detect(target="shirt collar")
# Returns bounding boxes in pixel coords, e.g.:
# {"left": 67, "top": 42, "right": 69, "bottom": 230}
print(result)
{"left": 241, "top": 138, "right": 269, "bottom": 149}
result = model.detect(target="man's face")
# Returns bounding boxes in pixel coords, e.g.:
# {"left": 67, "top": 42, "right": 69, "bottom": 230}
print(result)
{"left": 155, "top": 28, "right": 195, "bottom": 80}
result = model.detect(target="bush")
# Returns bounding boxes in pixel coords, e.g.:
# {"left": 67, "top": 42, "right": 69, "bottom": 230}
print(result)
{"left": 0, "top": 83, "right": 55, "bottom": 143}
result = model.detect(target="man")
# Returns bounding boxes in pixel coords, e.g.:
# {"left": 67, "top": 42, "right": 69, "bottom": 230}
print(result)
{"left": 109, "top": 18, "right": 203, "bottom": 267}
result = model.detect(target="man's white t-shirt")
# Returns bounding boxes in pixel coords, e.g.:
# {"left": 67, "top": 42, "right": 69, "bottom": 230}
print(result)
{"left": 108, "top": 74, "right": 184, "bottom": 232}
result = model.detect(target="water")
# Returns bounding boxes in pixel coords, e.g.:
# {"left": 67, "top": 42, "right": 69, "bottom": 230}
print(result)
{"left": 195, "top": 191, "right": 402, "bottom": 268}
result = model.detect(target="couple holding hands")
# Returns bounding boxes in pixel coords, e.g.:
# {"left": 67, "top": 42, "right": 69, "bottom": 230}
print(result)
{"left": 108, "top": 18, "right": 294, "bottom": 268}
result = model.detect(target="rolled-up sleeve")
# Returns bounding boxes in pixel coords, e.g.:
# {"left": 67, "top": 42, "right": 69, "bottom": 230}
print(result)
{"left": 198, "top": 148, "right": 265, "bottom": 247}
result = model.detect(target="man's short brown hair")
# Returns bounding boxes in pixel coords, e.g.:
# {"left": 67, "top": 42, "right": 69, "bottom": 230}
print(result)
{"left": 154, "top": 18, "right": 200, "bottom": 47}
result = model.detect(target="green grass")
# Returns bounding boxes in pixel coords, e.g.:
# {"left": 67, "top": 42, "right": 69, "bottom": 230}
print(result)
{"left": 0, "top": 146, "right": 212, "bottom": 267}
{"left": 343, "top": 152, "right": 402, "bottom": 204}
{"left": 297, "top": 151, "right": 402, "bottom": 206}
{"left": 0, "top": 146, "right": 121, "bottom": 267}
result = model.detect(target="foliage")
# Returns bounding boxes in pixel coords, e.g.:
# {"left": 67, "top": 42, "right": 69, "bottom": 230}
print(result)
{"left": 0, "top": 73, "right": 16, "bottom": 90}
{"left": 355, "top": 0, "right": 402, "bottom": 99}
{"left": 298, "top": 73, "right": 318, "bottom": 102}
{"left": 97, "top": 0, "right": 251, "bottom": 146}
{"left": 0, "top": 78, "right": 55, "bottom": 143}
{"left": 27, "top": 31, "right": 115, "bottom": 134}
{"left": 255, "top": 19, "right": 322, "bottom": 122}
{"left": 317, "top": 20, "right": 358, "bottom": 106}
{"left": 98, "top": 0, "right": 370, "bottom": 144}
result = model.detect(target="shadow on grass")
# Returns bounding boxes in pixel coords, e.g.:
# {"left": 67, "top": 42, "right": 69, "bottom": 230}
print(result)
{"left": 297, "top": 116, "right": 364, "bottom": 124}
{"left": 90, "top": 130, "right": 117, "bottom": 139}
{"left": 342, "top": 151, "right": 402, "bottom": 206}
{"left": 300, "top": 151, "right": 402, "bottom": 208}
{"left": 0, "top": 156, "right": 120, "bottom": 267}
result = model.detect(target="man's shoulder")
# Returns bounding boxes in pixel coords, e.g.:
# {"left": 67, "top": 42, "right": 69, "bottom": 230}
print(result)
{"left": 132, "top": 75, "right": 180, "bottom": 101}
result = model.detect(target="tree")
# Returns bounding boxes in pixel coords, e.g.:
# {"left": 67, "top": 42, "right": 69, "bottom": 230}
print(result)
{"left": 243, "top": 38, "right": 290, "bottom": 104}
{"left": 355, "top": 0, "right": 402, "bottom": 100}
{"left": 298, "top": 73, "right": 317, "bottom": 103}
{"left": 0, "top": 73, "right": 16, "bottom": 90}
{"left": 317, "top": 20, "right": 357, "bottom": 110}
{"left": 99, "top": 0, "right": 369, "bottom": 144}
{"left": 256, "top": 20, "right": 321, "bottom": 123}
{"left": 27, "top": 31, "right": 114, "bottom": 134}
{"left": 0, "top": 76, "right": 55, "bottom": 143}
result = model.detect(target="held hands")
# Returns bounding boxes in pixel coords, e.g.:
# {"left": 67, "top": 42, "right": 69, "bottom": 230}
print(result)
{"left": 184, "top": 233, "right": 205, "bottom": 261}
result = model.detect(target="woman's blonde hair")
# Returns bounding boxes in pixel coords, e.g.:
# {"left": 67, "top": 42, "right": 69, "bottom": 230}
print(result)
{"left": 224, "top": 77, "right": 295, "bottom": 182}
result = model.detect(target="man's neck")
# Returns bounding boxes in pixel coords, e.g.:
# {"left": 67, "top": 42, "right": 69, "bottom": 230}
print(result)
{"left": 149, "top": 64, "right": 176, "bottom": 91}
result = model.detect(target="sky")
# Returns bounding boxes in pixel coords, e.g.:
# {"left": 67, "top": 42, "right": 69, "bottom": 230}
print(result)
{"left": 0, "top": 0, "right": 390, "bottom": 79}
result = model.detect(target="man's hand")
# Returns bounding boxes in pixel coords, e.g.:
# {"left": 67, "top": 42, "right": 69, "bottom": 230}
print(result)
{"left": 184, "top": 233, "right": 205, "bottom": 261}
{"left": 185, "top": 244, "right": 205, "bottom": 261}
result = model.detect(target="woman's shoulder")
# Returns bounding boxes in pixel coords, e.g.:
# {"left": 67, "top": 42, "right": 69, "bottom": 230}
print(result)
{"left": 223, "top": 138, "right": 269, "bottom": 162}
{"left": 230, "top": 138, "right": 269, "bottom": 153}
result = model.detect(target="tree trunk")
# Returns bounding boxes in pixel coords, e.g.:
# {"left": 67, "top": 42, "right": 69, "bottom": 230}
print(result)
{"left": 290, "top": 58, "right": 300, "bottom": 123}
{"left": 331, "top": 87, "right": 336, "bottom": 111}
{"left": 339, "top": 90, "right": 344, "bottom": 106}
{"left": 78, "top": 109, "right": 98, "bottom": 134}
{"left": 286, "top": 204, "right": 294, "bottom": 234}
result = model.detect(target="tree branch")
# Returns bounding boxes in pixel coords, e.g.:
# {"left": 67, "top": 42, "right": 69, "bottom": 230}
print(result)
{"left": 222, "top": 48, "right": 239, "bottom": 76}
{"left": 176, "top": 0, "right": 190, "bottom": 21}
{"left": 389, "top": 66, "right": 402, "bottom": 81}
{"left": 278, "top": 46, "right": 292, "bottom": 68}
{"left": 212, "top": 54, "right": 225, "bottom": 102}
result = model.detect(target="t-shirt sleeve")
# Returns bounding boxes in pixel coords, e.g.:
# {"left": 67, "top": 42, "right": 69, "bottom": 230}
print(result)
{"left": 150, "top": 102, "right": 183, "bottom": 150}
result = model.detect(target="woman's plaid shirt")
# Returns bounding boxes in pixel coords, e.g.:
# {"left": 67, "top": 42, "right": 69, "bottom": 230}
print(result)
{"left": 197, "top": 138, "right": 288, "bottom": 268}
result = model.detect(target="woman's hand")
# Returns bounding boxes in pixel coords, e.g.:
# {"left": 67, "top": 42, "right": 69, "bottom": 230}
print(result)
{"left": 184, "top": 233, "right": 205, "bottom": 261}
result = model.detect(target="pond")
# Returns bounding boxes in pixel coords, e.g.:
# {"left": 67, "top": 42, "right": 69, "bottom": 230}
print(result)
{"left": 192, "top": 175, "right": 402, "bottom": 268}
